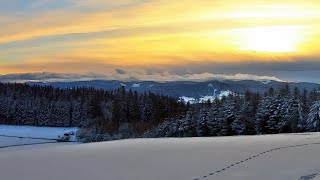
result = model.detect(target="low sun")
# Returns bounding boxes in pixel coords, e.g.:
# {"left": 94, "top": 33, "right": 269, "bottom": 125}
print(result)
{"left": 232, "top": 26, "right": 303, "bottom": 53}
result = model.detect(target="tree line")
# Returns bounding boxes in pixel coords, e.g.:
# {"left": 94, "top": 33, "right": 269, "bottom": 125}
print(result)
{"left": 145, "top": 84, "right": 320, "bottom": 138}
{"left": 0, "top": 83, "right": 187, "bottom": 141}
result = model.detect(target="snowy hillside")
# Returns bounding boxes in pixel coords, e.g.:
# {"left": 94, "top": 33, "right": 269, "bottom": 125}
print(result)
{"left": 0, "top": 125, "right": 78, "bottom": 141}
{"left": 1, "top": 132, "right": 320, "bottom": 180}
{"left": 0, "top": 125, "right": 78, "bottom": 155}
{"left": 179, "top": 90, "right": 233, "bottom": 104}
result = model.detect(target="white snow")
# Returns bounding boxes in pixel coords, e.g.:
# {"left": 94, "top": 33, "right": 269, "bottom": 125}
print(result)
{"left": 1, "top": 132, "right": 320, "bottom": 180}
{"left": 179, "top": 96, "right": 197, "bottom": 104}
{"left": 219, "top": 90, "right": 233, "bottom": 97}
{"left": 0, "top": 136, "right": 50, "bottom": 147}
{"left": 261, "top": 80, "right": 272, "bottom": 84}
{"left": 199, "top": 95, "right": 216, "bottom": 102}
{"left": 179, "top": 90, "right": 233, "bottom": 104}
{"left": 0, "top": 125, "right": 78, "bottom": 141}
{"left": 0, "top": 136, "right": 74, "bottom": 153}
{"left": 199, "top": 90, "right": 233, "bottom": 102}
{"left": 132, "top": 83, "right": 141, "bottom": 88}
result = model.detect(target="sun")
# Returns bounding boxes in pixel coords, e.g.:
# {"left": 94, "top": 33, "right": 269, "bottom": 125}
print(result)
{"left": 231, "top": 26, "right": 303, "bottom": 53}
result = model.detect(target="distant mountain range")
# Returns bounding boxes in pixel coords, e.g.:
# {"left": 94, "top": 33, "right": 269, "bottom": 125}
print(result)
{"left": 26, "top": 80, "right": 320, "bottom": 101}
{"left": 1, "top": 72, "right": 319, "bottom": 102}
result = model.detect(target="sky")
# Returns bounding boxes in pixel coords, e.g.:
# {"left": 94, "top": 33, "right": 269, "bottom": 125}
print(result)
{"left": 1, "top": 0, "right": 320, "bottom": 82}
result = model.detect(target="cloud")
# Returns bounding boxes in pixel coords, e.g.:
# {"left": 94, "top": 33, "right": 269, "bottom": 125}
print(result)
{"left": 2, "top": 58, "right": 320, "bottom": 83}
{"left": 0, "top": 72, "right": 107, "bottom": 83}
{"left": 1, "top": 0, "right": 320, "bottom": 83}
{"left": 0, "top": 71, "right": 283, "bottom": 83}
{"left": 115, "top": 68, "right": 127, "bottom": 75}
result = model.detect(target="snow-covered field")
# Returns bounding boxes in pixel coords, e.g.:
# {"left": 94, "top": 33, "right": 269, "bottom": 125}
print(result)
{"left": 0, "top": 125, "right": 78, "bottom": 153}
{"left": 0, "top": 125, "right": 78, "bottom": 140}
{"left": 1, "top": 127, "right": 320, "bottom": 180}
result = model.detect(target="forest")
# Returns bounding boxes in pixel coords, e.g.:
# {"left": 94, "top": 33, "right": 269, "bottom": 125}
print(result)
{"left": 0, "top": 83, "right": 187, "bottom": 141}
{"left": 0, "top": 82, "right": 320, "bottom": 142}
{"left": 146, "top": 85, "right": 320, "bottom": 138}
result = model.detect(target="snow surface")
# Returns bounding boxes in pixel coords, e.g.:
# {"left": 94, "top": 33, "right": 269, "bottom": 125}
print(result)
{"left": 132, "top": 83, "right": 141, "bottom": 88}
{"left": 0, "top": 136, "right": 75, "bottom": 153}
{"left": 179, "top": 90, "right": 233, "bottom": 104}
{"left": 0, "top": 125, "right": 78, "bottom": 141}
{"left": 1, "top": 132, "right": 320, "bottom": 180}
{"left": 179, "top": 96, "right": 197, "bottom": 104}
{"left": 0, "top": 136, "right": 53, "bottom": 148}
{"left": 260, "top": 80, "right": 272, "bottom": 84}
{"left": 0, "top": 125, "right": 78, "bottom": 154}
{"left": 199, "top": 90, "right": 233, "bottom": 103}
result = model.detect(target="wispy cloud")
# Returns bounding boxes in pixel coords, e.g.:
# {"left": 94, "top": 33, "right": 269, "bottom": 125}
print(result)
{"left": 0, "top": 0, "right": 320, "bottom": 82}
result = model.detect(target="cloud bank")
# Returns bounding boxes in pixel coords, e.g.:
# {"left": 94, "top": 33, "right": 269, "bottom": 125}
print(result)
{"left": 0, "top": 72, "right": 283, "bottom": 83}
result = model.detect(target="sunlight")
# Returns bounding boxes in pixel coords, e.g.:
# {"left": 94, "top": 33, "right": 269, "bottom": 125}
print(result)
{"left": 231, "top": 26, "right": 304, "bottom": 53}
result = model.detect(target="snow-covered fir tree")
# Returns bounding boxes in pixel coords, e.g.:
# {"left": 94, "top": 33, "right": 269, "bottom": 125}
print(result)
{"left": 148, "top": 85, "right": 320, "bottom": 139}
{"left": 306, "top": 101, "right": 320, "bottom": 131}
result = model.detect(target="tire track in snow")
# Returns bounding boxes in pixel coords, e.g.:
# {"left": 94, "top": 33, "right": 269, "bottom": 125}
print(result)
{"left": 0, "top": 141, "right": 60, "bottom": 149}
{"left": 0, "top": 134, "right": 77, "bottom": 142}
{"left": 192, "top": 142, "right": 320, "bottom": 180}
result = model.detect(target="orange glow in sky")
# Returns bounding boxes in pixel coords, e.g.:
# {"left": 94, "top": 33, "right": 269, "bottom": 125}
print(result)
{"left": 0, "top": 0, "right": 320, "bottom": 75}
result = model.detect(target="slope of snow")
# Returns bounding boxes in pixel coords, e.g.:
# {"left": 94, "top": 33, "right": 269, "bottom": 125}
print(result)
{"left": 179, "top": 90, "right": 233, "bottom": 104}
{"left": 219, "top": 90, "right": 233, "bottom": 97}
{"left": 179, "top": 96, "right": 197, "bottom": 104}
{"left": 132, "top": 83, "right": 141, "bottom": 88}
{"left": 0, "top": 136, "right": 75, "bottom": 153}
{"left": 260, "top": 80, "right": 271, "bottom": 84}
{"left": 0, "top": 136, "right": 53, "bottom": 147}
{"left": 0, "top": 125, "right": 78, "bottom": 141}
{"left": 1, "top": 133, "right": 320, "bottom": 180}
{"left": 199, "top": 90, "right": 233, "bottom": 102}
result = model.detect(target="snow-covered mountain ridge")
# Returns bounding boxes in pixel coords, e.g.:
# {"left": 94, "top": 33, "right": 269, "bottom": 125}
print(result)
{"left": 25, "top": 79, "right": 320, "bottom": 100}
{"left": 1, "top": 73, "right": 319, "bottom": 100}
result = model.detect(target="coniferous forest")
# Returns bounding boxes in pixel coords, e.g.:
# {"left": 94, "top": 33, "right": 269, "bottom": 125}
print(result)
{"left": 0, "top": 82, "right": 320, "bottom": 142}
{"left": 0, "top": 83, "right": 187, "bottom": 141}
{"left": 147, "top": 84, "right": 320, "bottom": 138}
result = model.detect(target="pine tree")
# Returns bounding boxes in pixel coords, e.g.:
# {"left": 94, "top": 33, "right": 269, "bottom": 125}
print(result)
{"left": 196, "top": 108, "right": 210, "bottom": 136}
{"left": 231, "top": 101, "right": 255, "bottom": 135}
{"left": 306, "top": 101, "right": 320, "bottom": 131}
{"left": 178, "top": 111, "right": 196, "bottom": 137}
{"left": 256, "top": 96, "right": 273, "bottom": 134}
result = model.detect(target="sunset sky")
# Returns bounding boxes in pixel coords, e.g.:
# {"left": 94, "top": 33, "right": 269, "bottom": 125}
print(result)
{"left": 1, "top": 0, "right": 320, "bottom": 82}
